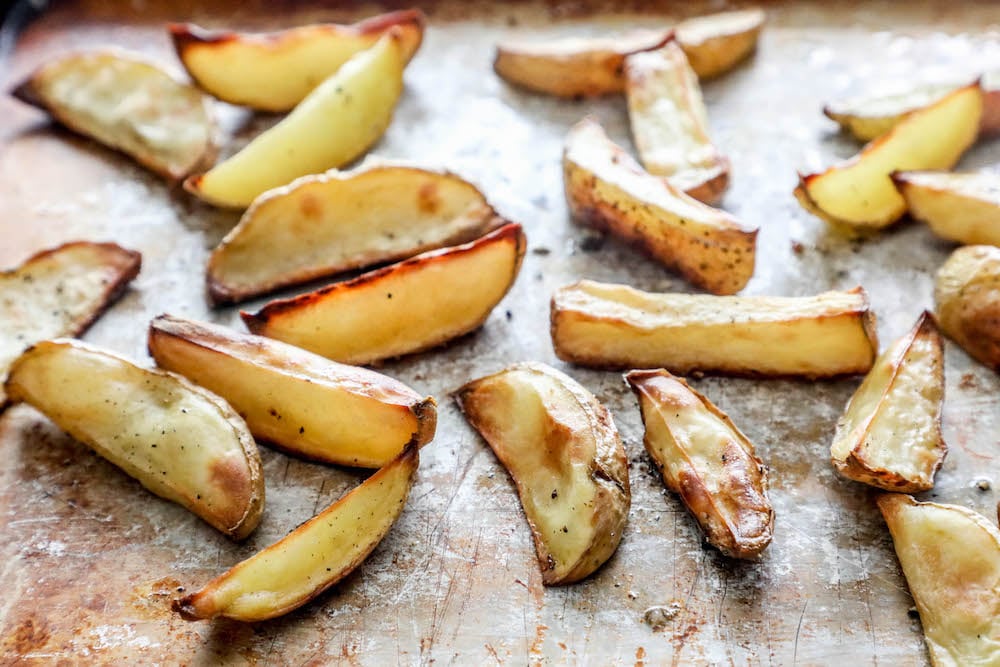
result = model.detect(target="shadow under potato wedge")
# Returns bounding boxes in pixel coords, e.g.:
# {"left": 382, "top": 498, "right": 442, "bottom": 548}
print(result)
{"left": 674, "top": 8, "right": 765, "bottom": 80}
{"left": 934, "top": 245, "right": 1000, "bottom": 371}
{"left": 892, "top": 170, "right": 1000, "bottom": 247}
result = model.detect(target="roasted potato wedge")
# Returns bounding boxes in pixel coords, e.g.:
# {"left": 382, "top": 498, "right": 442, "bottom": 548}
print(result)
{"left": 12, "top": 50, "right": 214, "bottom": 180}
{"left": 935, "top": 245, "right": 1000, "bottom": 370}
{"left": 175, "top": 443, "right": 417, "bottom": 621}
{"left": 563, "top": 118, "right": 755, "bottom": 294}
{"left": 4, "top": 339, "right": 263, "bottom": 539}
{"left": 878, "top": 494, "right": 1000, "bottom": 667}
{"left": 892, "top": 170, "right": 1000, "bottom": 246}
{"left": 185, "top": 31, "right": 405, "bottom": 208}
{"left": 830, "top": 313, "right": 946, "bottom": 492}
{"left": 207, "top": 164, "right": 501, "bottom": 305}
{"left": 675, "top": 8, "right": 765, "bottom": 80}
{"left": 170, "top": 10, "right": 424, "bottom": 112}
{"left": 797, "top": 83, "right": 983, "bottom": 230}
{"left": 456, "top": 363, "right": 630, "bottom": 585}
{"left": 551, "top": 280, "right": 878, "bottom": 377}
{"left": 243, "top": 223, "right": 525, "bottom": 365}
{"left": 626, "top": 369, "right": 772, "bottom": 558}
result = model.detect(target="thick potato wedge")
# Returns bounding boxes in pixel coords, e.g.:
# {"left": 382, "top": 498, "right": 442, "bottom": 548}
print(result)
{"left": 830, "top": 313, "right": 946, "bottom": 492}
{"left": 892, "top": 170, "right": 1000, "bottom": 246}
{"left": 626, "top": 369, "right": 772, "bottom": 558}
{"left": 207, "top": 164, "right": 501, "bottom": 305}
{"left": 4, "top": 339, "right": 264, "bottom": 539}
{"left": 242, "top": 223, "right": 526, "bottom": 365}
{"left": 185, "top": 31, "right": 405, "bottom": 208}
{"left": 456, "top": 363, "right": 630, "bottom": 585}
{"left": 551, "top": 280, "right": 878, "bottom": 377}
{"left": 797, "top": 83, "right": 983, "bottom": 230}
{"left": 563, "top": 118, "right": 755, "bottom": 295}
{"left": 878, "top": 494, "right": 1000, "bottom": 667}
{"left": 175, "top": 443, "right": 417, "bottom": 621}
{"left": 12, "top": 50, "right": 214, "bottom": 180}
{"left": 935, "top": 245, "right": 1000, "bottom": 370}
{"left": 170, "top": 10, "right": 423, "bottom": 112}
{"left": 675, "top": 9, "right": 765, "bottom": 80}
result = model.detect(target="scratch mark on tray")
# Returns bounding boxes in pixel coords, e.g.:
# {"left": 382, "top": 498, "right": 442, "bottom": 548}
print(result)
{"left": 428, "top": 449, "right": 479, "bottom": 539}
{"left": 793, "top": 599, "right": 808, "bottom": 665}
{"left": 785, "top": 523, "right": 907, "bottom": 592}
{"left": 312, "top": 478, "right": 329, "bottom": 516}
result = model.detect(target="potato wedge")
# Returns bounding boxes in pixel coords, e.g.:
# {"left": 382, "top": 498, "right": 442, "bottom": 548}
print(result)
{"left": 934, "top": 245, "right": 1000, "bottom": 370}
{"left": 148, "top": 314, "right": 436, "bottom": 468}
{"left": 206, "top": 164, "right": 501, "bottom": 305}
{"left": 185, "top": 30, "right": 405, "bottom": 208}
{"left": 456, "top": 363, "right": 629, "bottom": 585}
{"left": 170, "top": 10, "right": 424, "bottom": 112}
{"left": 675, "top": 8, "right": 765, "bottom": 80}
{"left": 242, "top": 223, "right": 525, "bottom": 365}
{"left": 563, "top": 118, "right": 755, "bottom": 295}
{"left": 12, "top": 51, "right": 214, "bottom": 181}
{"left": 797, "top": 83, "right": 983, "bottom": 230}
{"left": 878, "top": 494, "right": 1000, "bottom": 667}
{"left": 551, "top": 280, "right": 878, "bottom": 377}
{"left": 4, "top": 339, "right": 263, "bottom": 539}
{"left": 891, "top": 170, "right": 1000, "bottom": 246}
{"left": 175, "top": 443, "right": 417, "bottom": 621}
{"left": 0, "top": 241, "right": 140, "bottom": 406}
{"left": 625, "top": 369, "right": 772, "bottom": 558}
{"left": 830, "top": 313, "right": 946, "bottom": 492}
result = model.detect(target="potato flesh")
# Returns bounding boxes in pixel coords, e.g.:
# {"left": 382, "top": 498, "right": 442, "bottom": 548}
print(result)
{"left": 675, "top": 9, "right": 765, "bottom": 80}
{"left": 824, "top": 83, "right": 958, "bottom": 142}
{"left": 934, "top": 245, "right": 1000, "bottom": 370}
{"left": 894, "top": 171, "right": 1000, "bottom": 246}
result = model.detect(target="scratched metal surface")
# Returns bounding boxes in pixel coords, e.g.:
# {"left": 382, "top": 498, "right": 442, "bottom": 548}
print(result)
{"left": 1, "top": 1, "right": 1000, "bottom": 664}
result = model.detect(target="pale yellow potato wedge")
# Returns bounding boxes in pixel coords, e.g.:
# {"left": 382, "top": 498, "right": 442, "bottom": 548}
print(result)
{"left": 148, "top": 315, "right": 436, "bottom": 468}
{"left": 551, "top": 280, "right": 878, "bottom": 377}
{"left": 935, "top": 245, "right": 1000, "bottom": 370}
{"left": 456, "top": 363, "right": 629, "bottom": 584}
{"left": 170, "top": 10, "right": 424, "bottom": 112}
{"left": 675, "top": 8, "right": 765, "bottom": 80}
{"left": 797, "top": 83, "right": 983, "bottom": 230}
{"left": 12, "top": 50, "right": 215, "bottom": 180}
{"left": 892, "top": 170, "right": 1000, "bottom": 246}
{"left": 207, "top": 164, "right": 501, "bottom": 305}
{"left": 4, "top": 339, "right": 263, "bottom": 539}
{"left": 626, "top": 369, "right": 772, "bottom": 558}
{"left": 563, "top": 118, "right": 755, "bottom": 295}
{"left": 175, "top": 443, "right": 417, "bottom": 621}
{"left": 830, "top": 313, "right": 946, "bottom": 492}
{"left": 878, "top": 494, "right": 1000, "bottom": 667}
{"left": 185, "top": 31, "right": 405, "bottom": 208}
{"left": 243, "top": 224, "right": 526, "bottom": 365}
{"left": 0, "top": 241, "right": 140, "bottom": 407}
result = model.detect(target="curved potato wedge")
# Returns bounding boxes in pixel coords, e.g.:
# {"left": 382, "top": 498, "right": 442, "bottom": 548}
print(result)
{"left": 456, "top": 363, "right": 629, "bottom": 585}
{"left": 4, "top": 339, "right": 263, "bottom": 539}
{"left": 892, "top": 170, "right": 1000, "bottom": 246}
{"left": 878, "top": 494, "right": 1000, "bottom": 667}
{"left": 831, "top": 313, "right": 946, "bottom": 492}
{"left": 675, "top": 8, "right": 765, "bottom": 80}
{"left": 170, "top": 10, "right": 424, "bottom": 112}
{"left": 242, "top": 223, "right": 526, "bottom": 365}
{"left": 551, "top": 280, "right": 878, "bottom": 377}
{"left": 564, "top": 118, "right": 755, "bottom": 295}
{"left": 626, "top": 369, "right": 772, "bottom": 558}
{"left": 935, "top": 245, "right": 1000, "bottom": 371}
{"left": 174, "top": 443, "right": 418, "bottom": 621}
{"left": 207, "top": 164, "right": 501, "bottom": 305}
{"left": 12, "top": 51, "right": 215, "bottom": 180}
{"left": 185, "top": 31, "right": 405, "bottom": 208}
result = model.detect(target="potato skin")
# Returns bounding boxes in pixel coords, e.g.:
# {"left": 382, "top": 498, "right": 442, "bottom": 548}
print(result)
{"left": 935, "top": 245, "right": 1000, "bottom": 371}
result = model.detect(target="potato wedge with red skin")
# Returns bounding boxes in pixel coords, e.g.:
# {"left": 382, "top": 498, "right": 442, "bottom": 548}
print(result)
{"left": 934, "top": 245, "right": 1000, "bottom": 371}
{"left": 891, "top": 170, "right": 1000, "bottom": 247}
{"left": 675, "top": 8, "right": 765, "bottom": 80}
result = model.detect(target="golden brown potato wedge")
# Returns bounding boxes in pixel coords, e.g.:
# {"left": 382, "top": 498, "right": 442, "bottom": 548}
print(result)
{"left": 242, "top": 223, "right": 525, "bottom": 365}
{"left": 551, "top": 280, "right": 878, "bottom": 377}
{"left": 830, "top": 313, "right": 946, "bottom": 492}
{"left": 4, "top": 339, "right": 263, "bottom": 539}
{"left": 206, "top": 164, "right": 501, "bottom": 305}
{"left": 675, "top": 8, "right": 765, "bottom": 80}
{"left": 797, "top": 83, "right": 983, "bottom": 230}
{"left": 626, "top": 369, "right": 772, "bottom": 558}
{"left": 0, "top": 241, "right": 140, "bottom": 406}
{"left": 878, "top": 494, "right": 1000, "bottom": 667}
{"left": 891, "top": 170, "right": 1000, "bottom": 246}
{"left": 456, "top": 363, "right": 629, "bottom": 585}
{"left": 170, "top": 10, "right": 424, "bottom": 112}
{"left": 563, "top": 118, "right": 755, "bottom": 294}
{"left": 175, "top": 443, "right": 417, "bottom": 621}
{"left": 935, "top": 245, "right": 1000, "bottom": 371}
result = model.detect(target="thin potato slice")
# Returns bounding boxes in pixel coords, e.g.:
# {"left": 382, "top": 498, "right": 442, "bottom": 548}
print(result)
{"left": 170, "top": 10, "right": 424, "bottom": 112}
{"left": 675, "top": 8, "right": 765, "bottom": 80}
{"left": 935, "top": 245, "right": 1000, "bottom": 370}
{"left": 12, "top": 51, "right": 215, "bottom": 180}
{"left": 878, "top": 494, "right": 1000, "bottom": 667}
{"left": 551, "top": 280, "right": 878, "bottom": 377}
{"left": 626, "top": 369, "right": 772, "bottom": 558}
{"left": 4, "top": 339, "right": 264, "bottom": 539}
{"left": 892, "top": 170, "right": 1000, "bottom": 246}
{"left": 243, "top": 223, "right": 526, "bottom": 365}
{"left": 207, "top": 164, "right": 501, "bottom": 305}
{"left": 175, "top": 443, "right": 418, "bottom": 621}
{"left": 185, "top": 31, "right": 405, "bottom": 208}
{"left": 830, "top": 313, "right": 946, "bottom": 492}
{"left": 456, "top": 363, "right": 629, "bottom": 584}
{"left": 148, "top": 315, "right": 436, "bottom": 467}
